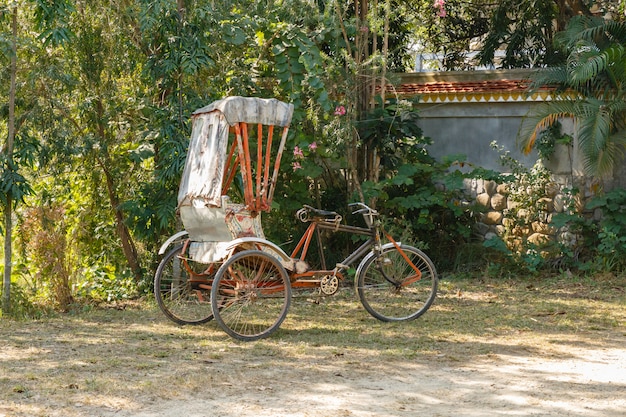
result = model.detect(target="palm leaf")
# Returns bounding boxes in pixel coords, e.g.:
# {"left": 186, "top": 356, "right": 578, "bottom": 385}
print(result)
{"left": 523, "top": 17, "right": 626, "bottom": 178}
{"left": 518, "top": 101, "right": 579, "bottom": 154}
{"left": 570, "top": 43, "right": 626, "bottom": 94}
{"left": 577, "top": 100, "right": 613, "bottom": 176}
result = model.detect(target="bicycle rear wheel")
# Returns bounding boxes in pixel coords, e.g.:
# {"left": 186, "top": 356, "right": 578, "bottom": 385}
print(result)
{"left": 154, "top": 244, "right": 214, "bottom": 325}
{"left": 356, "top": 244, "right": 437, "bottom": 322}
{"left": 211, "top": 250, "right": 291, "bottom": 341}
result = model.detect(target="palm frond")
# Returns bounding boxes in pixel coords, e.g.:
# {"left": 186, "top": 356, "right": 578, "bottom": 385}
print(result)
{"left": 518, "top": 101, "right": 579, "bottom": 154}
{"left": 528, "top": 67, "right": 568, "bottom": 92}
{"left": 583, "top": 139, "right": 623, "bottom": 179}
{"left": 569, "top": 43, "right": 626, "bottom": 95}
{"left": 524, "top": 16, "right": 626, "bottom": 179}
{"left": 558, "top": 16, "right": 624, "bottom": 50}
{"left": 578, "top": 101, "right": 613, "bottom": 176}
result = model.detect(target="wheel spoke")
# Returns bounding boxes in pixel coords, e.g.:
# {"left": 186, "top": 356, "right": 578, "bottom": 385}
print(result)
{"left": 154, "top": 244, "right": 214, "bottom": 325}
{"left": 211, "top": 250, "right": 291, "bottom": 341}
{"left": 357, "top": 245, "right": 437, "bottom": 322}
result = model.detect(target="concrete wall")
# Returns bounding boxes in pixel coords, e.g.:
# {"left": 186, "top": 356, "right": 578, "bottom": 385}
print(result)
{"left": 398, "top": 69, "right": 542, "bottom": 172}
{"left": 397, "top": 69, "right": 623, "bottom": 190}
{"left": 416, "top": 101, "right": 539, "bottom": 171}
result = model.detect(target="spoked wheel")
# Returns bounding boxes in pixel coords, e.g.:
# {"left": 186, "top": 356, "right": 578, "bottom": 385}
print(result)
{"left": 211, "top": 250, "right": 291, "bottom": 341}
{"left": 356, "top": 245, "right": 437, "bottom": 322}
{"left": 154, "top": 244, "right": 214, "bottom": 325}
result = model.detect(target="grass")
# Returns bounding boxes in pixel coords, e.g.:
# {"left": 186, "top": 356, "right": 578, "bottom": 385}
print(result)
{"left": 0, "top": 272, "right": 625, "bottom": 415}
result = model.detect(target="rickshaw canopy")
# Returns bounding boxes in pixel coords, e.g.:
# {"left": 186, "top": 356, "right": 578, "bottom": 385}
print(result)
{"left": 177, "top": 96, "right": 294, "bottom": 258}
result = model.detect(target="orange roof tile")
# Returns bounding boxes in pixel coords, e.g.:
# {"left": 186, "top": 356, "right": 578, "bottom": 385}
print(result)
{"left": 395, "top": 79, "right": 531, "bottom": 94}
{"left": 390, "top": 77, "right": 556, "bottom": 103}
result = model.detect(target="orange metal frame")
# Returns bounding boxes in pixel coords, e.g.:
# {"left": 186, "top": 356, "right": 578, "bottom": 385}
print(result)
{"left": 286, "top": 217, "right": 422, "bottom": 290}
{"left": 221, "top": 122, "right": 289, "bottom": 215}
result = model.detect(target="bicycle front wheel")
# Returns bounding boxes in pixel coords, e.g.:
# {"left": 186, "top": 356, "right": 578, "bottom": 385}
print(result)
{"left": 211, "top": 250, "right": 291, "bottom": 341}
{"left": 154, "top": 244, "right": 214, "bottom": 325}
{"left": 356, "top": 245, "right": 437, "bottom": 322}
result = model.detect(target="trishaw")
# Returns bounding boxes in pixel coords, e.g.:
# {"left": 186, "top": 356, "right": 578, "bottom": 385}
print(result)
{"left": 155, "top": 96, "right": 438, "bottom": 341}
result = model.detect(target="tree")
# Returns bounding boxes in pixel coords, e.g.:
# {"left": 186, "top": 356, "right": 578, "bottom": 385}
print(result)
{"left": 519, "top": 16, "right": 626, "bottom": 178}
{"left": 1, "top": 2, "right": 18, "bottom": 315}
{"left": 413, "top": 0, "right": 625, "bottom": 70}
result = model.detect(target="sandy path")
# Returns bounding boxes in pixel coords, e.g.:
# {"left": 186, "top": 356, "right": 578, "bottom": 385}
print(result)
{"left": 113, "top": 341, "right": 625, "bottom": 417}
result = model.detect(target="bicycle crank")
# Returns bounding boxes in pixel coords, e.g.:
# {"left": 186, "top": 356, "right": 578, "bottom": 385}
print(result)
{"left": 319, "top": 275, "right": 339, "bottom": 295}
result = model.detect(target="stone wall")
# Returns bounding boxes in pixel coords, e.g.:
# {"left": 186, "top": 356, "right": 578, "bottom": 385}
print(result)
{"left": 398, "top": 70, "right": 624, "bottom": 253}
{"left": 465, "top": 173, "right": 597, "bottom": 252}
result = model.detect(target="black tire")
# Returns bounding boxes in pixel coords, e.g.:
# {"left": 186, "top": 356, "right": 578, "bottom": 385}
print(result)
{"left": 356, "top": 245, "right": 437, "bottom": 322}
{"left": 154, "top": 244, "right": 214, "bottom": 325}
{"left": 211, "top": 250, "right": 291, "bottom": 341}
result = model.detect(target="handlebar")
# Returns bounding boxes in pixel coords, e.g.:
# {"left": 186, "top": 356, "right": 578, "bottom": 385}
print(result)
{"left": 348, "top": 202, "right": 378, "bottom": 216}
{"left": 349, "top": 202, "right": 378, "bottom": 227}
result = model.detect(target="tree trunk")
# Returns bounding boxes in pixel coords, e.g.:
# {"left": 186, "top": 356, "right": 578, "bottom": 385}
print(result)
{"left": 93, "top": 99, "right": 143, "bottom": 283}
{"left": 2, "top": 5, "right": 18, "bottom": 316}
{"left": 102, "top": 162, "right": 143, "bottom": 282}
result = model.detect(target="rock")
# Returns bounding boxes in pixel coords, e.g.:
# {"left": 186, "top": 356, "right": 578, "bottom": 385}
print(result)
{"left": 502, "top": 217, "right": 515, "bottom": 228}
{"left": 476, "top": 193, "right": 491, "bottom": 208}
{"left": 490, "top": 193, "right": 507, "bottom": 211}
{"left": 507, "top": 199, "right": 519, "bottom": 210}
{"left": 527, "top": 232, "right": 552, "bottom": 246}
{"left": 484, "top": 180, "right": 497, "bottom": 196}
{"left": 545, "top": 182, "right": 560, "bottom": 197}
{"left": 517, "top": 208, "right": 529, "bottom": 219}
{"left": 532, "top": 221, "right": 555, "bottom": 235}
{"left": 537, "top": 197, "right": 554, "bottom": 212}
{"left": 593, "top": 208, "right": 603, "bottom": 221}
{"left": 553, "top": 194, "right": 565, "bottom": 212}
{"left": 484, "top": 231, "right": 498, "bottom": 241}
{"left": 474, "top": 222, "right": 490, "bottom": 236}
{"left": 483, "top": 211, "right": 503, "bottom": 225}
{"left": 558, "top": 231, "right": 578, "bottom": 246}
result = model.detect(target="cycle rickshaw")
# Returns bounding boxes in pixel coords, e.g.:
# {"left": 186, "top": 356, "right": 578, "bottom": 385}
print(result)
{"left": 155, "top": 96, "right": 438, "bottom": 341}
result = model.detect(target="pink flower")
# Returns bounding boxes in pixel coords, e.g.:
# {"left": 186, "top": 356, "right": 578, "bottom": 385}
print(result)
{"left": 308, "top": 142, "right": 317, "bottom": 151}
{"left": 433, "top": 0, "right": 446, "bottom": 17}
{"left": 334, "top": 105, "right": 346, "bottom": 116}
{"left": 292, "top": 162, "right": 302, "bottom": 171}
{"left": 293, "top": 146, "right": 304, "bottom": 158}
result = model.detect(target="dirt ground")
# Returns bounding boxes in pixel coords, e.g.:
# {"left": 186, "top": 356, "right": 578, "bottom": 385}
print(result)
{"left": 1, "top": 278, "right": 625, "bottom": 417}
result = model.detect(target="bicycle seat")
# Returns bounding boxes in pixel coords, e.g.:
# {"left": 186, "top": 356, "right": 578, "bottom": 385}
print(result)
{"left": 297, "top": 205, "right": 343, "bottom": 223}
{"left": 303, "top": 205, "right": 339, "bottom": 218}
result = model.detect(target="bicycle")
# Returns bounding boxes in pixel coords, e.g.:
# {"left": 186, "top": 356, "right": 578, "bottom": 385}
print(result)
{"left": 209, "top": 202, "right": 438, "bottom": 341}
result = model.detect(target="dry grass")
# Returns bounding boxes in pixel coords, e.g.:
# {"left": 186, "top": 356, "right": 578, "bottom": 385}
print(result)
{"left": 1, "top": 272, "right": 625, "bottom": 416}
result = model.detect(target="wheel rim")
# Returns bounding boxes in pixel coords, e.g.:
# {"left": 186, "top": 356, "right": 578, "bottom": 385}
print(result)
{"left": 154, "top": 245, "right": 214, "bottom": 325}
{"left": 358, "top": 246, "right": 437, "bottom": 321}
{"left": 212, "top": 251, "right": 291, "bottom": 341}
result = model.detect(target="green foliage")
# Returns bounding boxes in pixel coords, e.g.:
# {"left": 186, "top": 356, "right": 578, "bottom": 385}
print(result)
{"left": 73, "top": 265, "right": 138, "bottom": 302}
{"left": 356, "top": 97, "right": 428, "bottom": 171}
{"left": 480, "top": 143, "right": 560, "bottom": 273}
{"left": 0, "top": 159, "right": 32, "bottom": 208}
{"left": 32, "top": 0, "right": 75, "bottom": 46}
{"left": 478, "top": 0, "right": 560, "bottom": 68}
{"left": 414, "top": 0, "right": 624, "bottom": 71}
{"left": 584, "top": 189, "right": 626, "bottom": 271}
{"left": 0, "top": 280, "right": 45, "bottom": 319}
{"left": 347, "top": 100, "right": 474, "bottom": 269}
{"left": 535, "top": 121, "right": 573, "bottom": 160}
{"left": 521, "top": 16, "right": 626, "bottom": 178}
